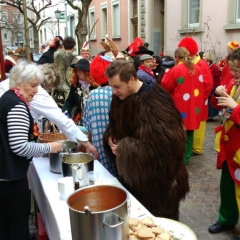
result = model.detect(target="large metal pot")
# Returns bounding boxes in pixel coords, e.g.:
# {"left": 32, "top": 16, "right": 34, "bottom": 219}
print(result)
{"left": 49, "top": 140, "right": 78, "bottom": 173}
{"left": 62, "top": 153, "right": 94, "bottom": 187}
{"left": 67, "top": 185, "right": 128, "bottom": 240}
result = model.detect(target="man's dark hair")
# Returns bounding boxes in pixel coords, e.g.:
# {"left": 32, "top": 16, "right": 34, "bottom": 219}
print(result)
{"left": 227, "top": 47, "right": 240, "bottom": 65}
{"left": 63, "top": 37, "right": 76, "bottom": 50}
{"left": 105, "top": 60, "right": 137, "bottom": 83}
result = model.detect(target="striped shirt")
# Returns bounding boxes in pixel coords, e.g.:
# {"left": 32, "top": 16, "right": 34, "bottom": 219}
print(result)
{"left": 8, "top": 102, "right": 50, "bottom": 158}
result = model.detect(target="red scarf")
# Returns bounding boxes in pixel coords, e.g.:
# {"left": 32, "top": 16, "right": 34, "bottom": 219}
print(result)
{"left": 10, "top": 88, "right": 29, "bottom": 108}
{"left": 10, "top": 88, "right": 39, "bottom": 138}
{"left": 138, "top": 64, "right": 155, "bottom": 78}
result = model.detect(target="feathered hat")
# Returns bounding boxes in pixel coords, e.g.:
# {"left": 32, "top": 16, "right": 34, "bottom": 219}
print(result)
{"left": 80, "top": 41, "right": 90, "bottom": 52}
{"left": 127, "top": 37, "right": 144, "bottom": 56}
{"left": 48, "top": 36, "right": 63, "bottom": 48}
{"left": 178, "top": 37, "right": 198, "bottom": 56}
{"left": 100, "top": 37, "right": 126, "bottom": 60}
{"left": 90, "top": 55, "right": 112, "bottom": 85}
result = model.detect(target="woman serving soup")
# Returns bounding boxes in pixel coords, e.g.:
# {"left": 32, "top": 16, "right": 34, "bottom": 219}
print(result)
{"left": 0, "top": 61, "right": 62, "bottom": 240}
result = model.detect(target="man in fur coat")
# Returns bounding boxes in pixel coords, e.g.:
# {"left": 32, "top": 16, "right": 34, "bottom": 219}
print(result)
{"left": 103, "top": 60, "right": 189, "bottom": 221}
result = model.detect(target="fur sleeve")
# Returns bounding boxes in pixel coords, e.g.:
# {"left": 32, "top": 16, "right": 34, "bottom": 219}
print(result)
{"left": 102, "top": 95, "right": 120, "bottom": 163}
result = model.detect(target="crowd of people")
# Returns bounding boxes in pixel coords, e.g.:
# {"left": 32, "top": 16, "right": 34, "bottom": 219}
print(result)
{"left": 1, "top": 35, "right": 240, "bottom": 240}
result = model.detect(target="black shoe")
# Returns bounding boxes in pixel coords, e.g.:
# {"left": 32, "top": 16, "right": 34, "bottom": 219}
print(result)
{"left": 208, "top": 221, "right": 235, "bottom": 233}
{"left": 30, "top": 232, "right": 36, "bottom": 240}
{"left": 231, "top": 236, "right": 240, "bottom": 240}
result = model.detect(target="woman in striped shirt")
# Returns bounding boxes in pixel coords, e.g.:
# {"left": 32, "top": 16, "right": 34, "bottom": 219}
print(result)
{"left": 0, "top": 61, "right": 62, "bottom": 240}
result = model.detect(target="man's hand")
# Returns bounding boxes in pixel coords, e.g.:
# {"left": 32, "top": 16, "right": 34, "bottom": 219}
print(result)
{"left": 79, "top": 141, "right": 98, "bottom": 159}
{"left": 108, "top": 136, "right": 118, "bottom": 155}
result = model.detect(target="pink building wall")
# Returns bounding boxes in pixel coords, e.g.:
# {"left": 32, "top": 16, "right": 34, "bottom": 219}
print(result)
{"left": 89, "top": 0, "right": 129, "bottom": 57}
{"left": 165, "top": 0, "right": 240, "bottom": 61}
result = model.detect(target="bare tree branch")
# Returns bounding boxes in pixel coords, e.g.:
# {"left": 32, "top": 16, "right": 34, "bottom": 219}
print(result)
{"left": 0, "top": 0, "right": 56, "bottom": 52}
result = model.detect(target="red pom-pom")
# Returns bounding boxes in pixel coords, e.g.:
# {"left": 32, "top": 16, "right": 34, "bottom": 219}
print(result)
{"left": 90, "top": 55, "right": 111, "bottom": 85}
{"left": 127, "top": 37, "right": 144, "bottom": 56}
{"left": 178, "top": 37, "right": 198, "bottom": 56}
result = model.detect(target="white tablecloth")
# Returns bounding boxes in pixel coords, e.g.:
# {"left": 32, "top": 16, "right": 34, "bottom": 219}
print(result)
{"left": 28, "top": 157, "right": 150, "bottom": 240}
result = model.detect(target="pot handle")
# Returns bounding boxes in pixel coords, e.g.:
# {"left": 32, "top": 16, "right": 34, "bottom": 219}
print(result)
{"left": 103, "top": 215, "right": 124, "bottom": 228}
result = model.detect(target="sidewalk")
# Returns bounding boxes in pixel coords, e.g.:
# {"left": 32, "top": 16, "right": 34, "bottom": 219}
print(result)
{"left": 179, "top": 119, "right": 240, "bottom": 240}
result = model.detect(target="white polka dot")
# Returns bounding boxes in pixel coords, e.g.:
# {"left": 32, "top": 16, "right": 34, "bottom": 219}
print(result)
{"left": 199, "top": 75, "right": 203, "bottom": 82}
{"left": 234, "top": 168, "right": 240, "bottom": 181}
{"left": 183, "top": 93, "right": 190, "bottom": 101}
{"left": 205, "top": 99, "right": 208, "bottom": 105}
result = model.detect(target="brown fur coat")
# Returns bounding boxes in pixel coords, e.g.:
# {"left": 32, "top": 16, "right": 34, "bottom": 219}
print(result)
{"left": 103, "top": 83, "right": 189, "bottom": 220}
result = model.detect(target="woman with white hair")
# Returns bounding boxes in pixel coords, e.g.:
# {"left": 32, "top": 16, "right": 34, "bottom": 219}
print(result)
{"left": 0, "top": 62, "right": 62, "bottom": 240}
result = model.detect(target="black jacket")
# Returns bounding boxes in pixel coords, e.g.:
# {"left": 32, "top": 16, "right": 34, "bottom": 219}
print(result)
{"left": 0, "top": 90, "right": 33, "bottom": 180}
{"left": 37, "top": 48, "right": 55, "bottom": 65}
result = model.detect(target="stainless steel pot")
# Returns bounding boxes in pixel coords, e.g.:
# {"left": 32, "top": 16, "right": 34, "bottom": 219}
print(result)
{"left": 49, "top": 141, "right": 78, "bottom": 173}
{"left": 62, "top": 153, "right": 94, "bottom": 187}
{"left": 67, "top": 185, "right": 128, "bottom": 240}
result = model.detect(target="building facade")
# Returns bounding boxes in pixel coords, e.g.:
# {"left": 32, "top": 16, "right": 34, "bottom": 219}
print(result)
{"left": 0, "top": 3, "right": 24, "bottom": 52}
{"left": 88, "top": 0, "right": 240, "bottom": 61}
{"left": 2, "top": 0, "right": 239, "bottom": 60}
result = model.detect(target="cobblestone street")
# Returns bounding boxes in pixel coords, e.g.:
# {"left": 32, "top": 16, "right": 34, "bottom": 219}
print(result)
{"left": 29, "top": 119, "right": 240, "bottom": 240}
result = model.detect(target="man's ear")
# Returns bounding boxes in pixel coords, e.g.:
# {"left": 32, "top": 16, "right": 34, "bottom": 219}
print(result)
{"left": 129, "top": 76, "right": 135, "bottom": 83}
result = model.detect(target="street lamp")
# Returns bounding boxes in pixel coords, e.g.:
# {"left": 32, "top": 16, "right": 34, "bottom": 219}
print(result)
{"left": 54, "top": 9, "right": 61, "bottom": 36}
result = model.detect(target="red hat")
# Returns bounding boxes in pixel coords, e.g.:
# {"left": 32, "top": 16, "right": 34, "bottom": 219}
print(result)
{"left": 178, "top": 37, "right": 198, "bottom": 56}
{"left": 90, "top": 55, "right": 112, "bottom": 85}
{"left": 127, "top": 37, "right": 144, "bottom": 56}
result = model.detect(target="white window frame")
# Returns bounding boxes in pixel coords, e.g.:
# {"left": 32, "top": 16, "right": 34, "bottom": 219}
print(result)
{"left": 89, "top": 7, "right": 96, "bottom": 39}
{"left": 13, "top": 13, "right": 22, "bottom": 24}
{"left": 236, "top": 0, "right": 240, "bottom": 22}
{"left": 44, "top": 28, "right": 47, "bottom": 41}
{"left": 101, "top": 2, "right": 108, "bottom": 38}
{"left": 3, "top": 32, "right": 8, "bottom": 41}
{"left": 187, "top": 0, "right": 200, "bottom": 27}
{"left": 0, "top": 11, "right": 8, "bottom": 22}
{"left": 112, "top": 0, "right": 120, "bottom": 37}
{"left": 40, "top": 29, "right": 43, "bottom": 45}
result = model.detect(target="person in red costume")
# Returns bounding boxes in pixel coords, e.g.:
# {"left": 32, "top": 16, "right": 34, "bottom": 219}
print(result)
{"left": 202, "top": 51, "right": 221, "bottom": 120}
{"left": 208, "top": 48, "right": 240, "bottom": 240}
{"left": 161, "top": 47, "right": 204, "bottom": 165}
{"left": 178, "top": 37, "right": 213, "bottom": 156}
{"left": 219, "top": 41, "right": 239, "bottom": 87}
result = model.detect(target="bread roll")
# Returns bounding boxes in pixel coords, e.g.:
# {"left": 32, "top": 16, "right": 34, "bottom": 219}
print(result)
{"left": 152, "top": 227, "right": 165, "bottom": 235}
{"left": 137, "top": 227, "right": 155, "bottom": 238}
{"left": 156, "top": 232, "right": 171, "bottom": 240}
{"left": 129, "top": 218, "right": 140, "bottom": 226}
{"left": 140, "top": 217, "right": 155, "bottom": 227}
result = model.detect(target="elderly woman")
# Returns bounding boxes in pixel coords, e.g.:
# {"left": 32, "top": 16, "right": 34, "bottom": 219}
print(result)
{"left": 0, "top": 62, "right": 62, "bottom": 240}
{"left": 62, "top": 58, "right": 99, "bottom": 125}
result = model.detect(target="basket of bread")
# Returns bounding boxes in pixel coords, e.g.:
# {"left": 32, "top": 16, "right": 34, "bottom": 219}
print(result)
{"left": 38, "top": 132, "right": 68, "bottom": 143}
